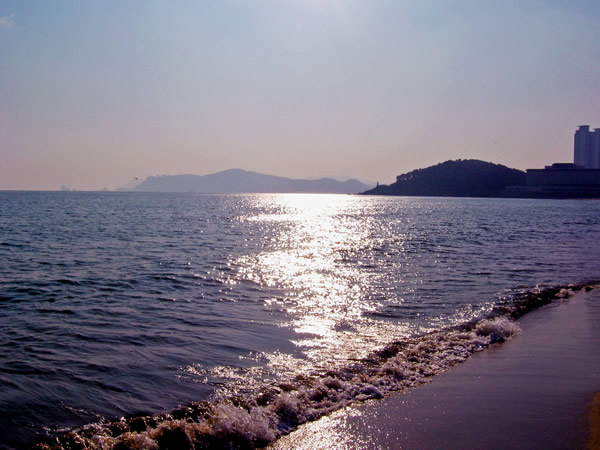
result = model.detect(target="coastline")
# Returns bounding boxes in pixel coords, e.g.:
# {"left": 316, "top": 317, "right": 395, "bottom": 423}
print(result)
{"left": 272, "top": 288, "right": 600, "bottom": 449}
{"left": 31, "top": 285, "right": 598, "bottom": 449}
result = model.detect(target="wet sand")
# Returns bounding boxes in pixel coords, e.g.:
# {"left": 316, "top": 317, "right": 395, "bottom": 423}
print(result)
{"left": 591, "top": 393, "right": 600, "bottom": 450}
{"left": 272, "top": 289, "right": 600, "bottom": 449}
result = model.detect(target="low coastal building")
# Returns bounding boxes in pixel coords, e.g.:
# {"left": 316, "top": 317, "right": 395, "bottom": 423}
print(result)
{"left": 526, "top": 163, "right": 600, "bottom": 198}
{"left": 525, "top": 126, "right": 600, "bottom": 198}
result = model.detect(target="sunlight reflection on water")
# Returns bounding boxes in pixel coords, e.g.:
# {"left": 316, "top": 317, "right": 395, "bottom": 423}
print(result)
{"left": 237, "top": 194, "right": 409, "bottom": 374}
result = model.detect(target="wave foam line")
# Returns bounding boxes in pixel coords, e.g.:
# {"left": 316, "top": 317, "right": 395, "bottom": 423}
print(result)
{"left": 34, "top": 283, "right": 596, "bottom": 450}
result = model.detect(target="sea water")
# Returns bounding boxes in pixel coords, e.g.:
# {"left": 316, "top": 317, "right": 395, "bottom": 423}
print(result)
{"left": 0, "top": 192, "right": 598, "bottom": 448}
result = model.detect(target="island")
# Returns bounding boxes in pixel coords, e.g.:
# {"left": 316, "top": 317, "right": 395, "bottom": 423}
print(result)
{"left": 362, "top": 159, "right": 526, "bottom": 198}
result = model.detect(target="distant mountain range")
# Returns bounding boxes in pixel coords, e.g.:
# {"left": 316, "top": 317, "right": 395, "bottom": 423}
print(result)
{"left": 121, "top": 169, "right": 373, "bottom": 194}
{"left": 363, "top": 160, "right": 526, "bottom": 198}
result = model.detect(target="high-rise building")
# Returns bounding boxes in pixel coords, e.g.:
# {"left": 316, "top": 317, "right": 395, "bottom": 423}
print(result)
{"left": 574, "top": 125, "right": 600, "bottom": 169}
{"left": 592, "top": 128, "right": 600, "bottom": 169}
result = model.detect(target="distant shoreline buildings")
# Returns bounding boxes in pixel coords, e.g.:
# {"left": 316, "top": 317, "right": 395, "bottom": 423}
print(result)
{"left": 574, "top": 125, "right": 600, "bottom": 169}
{"left": 525, "top": 125, "right": 600, "bottom": 198}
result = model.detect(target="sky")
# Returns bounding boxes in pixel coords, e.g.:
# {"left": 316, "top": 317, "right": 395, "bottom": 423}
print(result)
{"left": 1, "top": 1, "right": 599, "bottom": 190}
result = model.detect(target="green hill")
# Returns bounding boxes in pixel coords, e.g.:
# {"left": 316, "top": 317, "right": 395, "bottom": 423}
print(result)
{"left": 363, "top": 159, "right": 526, "bottom": 198}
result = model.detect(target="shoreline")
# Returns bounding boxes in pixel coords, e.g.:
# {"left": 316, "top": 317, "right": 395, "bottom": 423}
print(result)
{"left": 30, "top": 285, "right": 597, "bottom": 449}
{"left": 272, "top": 288, "right": 600, "bottom": 449}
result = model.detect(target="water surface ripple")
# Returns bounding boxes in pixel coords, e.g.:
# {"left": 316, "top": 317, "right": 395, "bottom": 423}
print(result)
{"left": 0, "top": 192, "right": 598, "bottom": 447}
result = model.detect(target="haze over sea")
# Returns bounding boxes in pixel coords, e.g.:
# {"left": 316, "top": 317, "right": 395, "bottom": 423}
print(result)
{"left": 1, "top": 191, "right": 599, "bottom": 448}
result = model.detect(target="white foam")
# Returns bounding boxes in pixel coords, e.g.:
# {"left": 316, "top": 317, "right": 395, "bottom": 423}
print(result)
{"left": 476, "top": 317, "right": 521, "bottom": 341}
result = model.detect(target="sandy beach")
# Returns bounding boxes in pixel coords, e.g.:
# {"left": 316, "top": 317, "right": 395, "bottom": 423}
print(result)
{"left": 272, "top": 288, "right": 600, "bottom": 449}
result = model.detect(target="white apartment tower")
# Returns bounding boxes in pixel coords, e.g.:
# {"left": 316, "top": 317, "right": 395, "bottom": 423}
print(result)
{"left": 574, "top": 125, "right": 600, "bottom": 169}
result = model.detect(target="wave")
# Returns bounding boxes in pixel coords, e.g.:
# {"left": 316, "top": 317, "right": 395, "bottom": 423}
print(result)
{"left": 32, "top": 283, "right": 596, "bottom": 450}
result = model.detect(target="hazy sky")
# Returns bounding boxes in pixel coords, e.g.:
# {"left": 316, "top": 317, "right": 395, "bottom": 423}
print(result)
{"left": 1, "top": 1, "right": 599, "bottom": 190}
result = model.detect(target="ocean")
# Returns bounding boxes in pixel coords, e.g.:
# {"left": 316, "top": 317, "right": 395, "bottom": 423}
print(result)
{"left": 0, "top": 191, "right": 598, "bottom": 448}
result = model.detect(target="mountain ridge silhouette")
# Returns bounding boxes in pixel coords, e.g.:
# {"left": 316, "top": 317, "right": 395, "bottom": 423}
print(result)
{"left": 123, "top": 168, "right": 372, "bottom": 194}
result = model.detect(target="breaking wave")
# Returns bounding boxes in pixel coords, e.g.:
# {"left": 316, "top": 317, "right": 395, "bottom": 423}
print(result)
{"left": 33, "top": 283, "right": 595, "bottom": 450}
